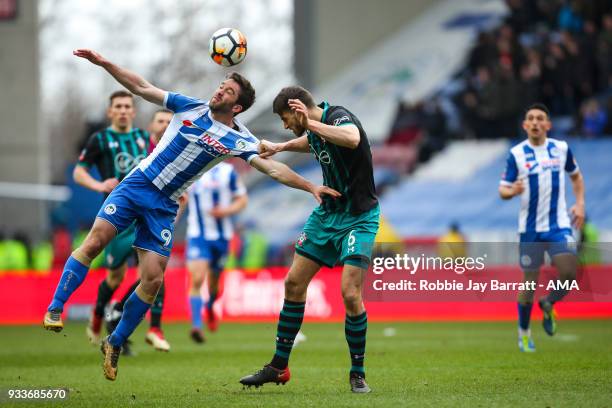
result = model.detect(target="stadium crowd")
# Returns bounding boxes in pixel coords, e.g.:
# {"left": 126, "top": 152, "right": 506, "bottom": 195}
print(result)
{"left": 385, "top": 0, "right": 612, "bottom": 167}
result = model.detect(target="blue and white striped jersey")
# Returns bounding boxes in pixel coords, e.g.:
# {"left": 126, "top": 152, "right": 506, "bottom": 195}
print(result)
{"left": 500, "top": 138, "right": 579, "bottom": 233}
{"left": 136, "top": 92, "right": 259, "bottom": 201}
{"left": 186, "top": 162, "right": 246, "bottom": 241}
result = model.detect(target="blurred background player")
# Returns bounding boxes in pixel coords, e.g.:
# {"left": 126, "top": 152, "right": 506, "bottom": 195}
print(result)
{"left": 499, "top": 103, "right": 585, "bottom": 352}
{"left": 148, "top": 109, "right": 172, "bottom": 150}
{"left": 240, "top": 86, "right": 379, "bottom": 393}
{"left": 77, "top": 92, "right": 170, "bottom": 353}
{"left": 186, "top": 161, "right": 248, "bottom": 343}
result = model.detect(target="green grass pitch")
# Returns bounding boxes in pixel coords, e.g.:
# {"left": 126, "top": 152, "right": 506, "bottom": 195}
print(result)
{"left": 1, "top": 320, "right": 611, "bottom": 407}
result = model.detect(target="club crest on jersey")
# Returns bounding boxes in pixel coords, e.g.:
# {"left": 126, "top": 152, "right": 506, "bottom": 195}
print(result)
{"left": 297, "top": 232, "right": 307, "bottom": 247}
{"left": 136, "top": 138, "right": 146, "bottom": 150}
{"left": 104, "top": 204, "right": 117, "bottom": 215}
{"left": 235, "top": 139, "right": 247, "bottom": 150}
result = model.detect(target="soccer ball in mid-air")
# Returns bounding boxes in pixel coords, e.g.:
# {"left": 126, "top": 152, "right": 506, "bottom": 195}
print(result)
{"left": 209, "top": 28, "right": 247, "bottom": 67}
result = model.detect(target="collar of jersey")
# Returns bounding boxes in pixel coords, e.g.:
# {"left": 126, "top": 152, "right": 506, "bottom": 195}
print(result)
{"left": 525, "top": 137, "right": 549, "bottom": 149}
{"left": 205, "top": 109, "right": 244, "bottom": 135}
{"left": 106, "top": 127, "right": 137, "bottom": 135}
{"left": 318, "top": 101, "right": 330, "bottom": 123}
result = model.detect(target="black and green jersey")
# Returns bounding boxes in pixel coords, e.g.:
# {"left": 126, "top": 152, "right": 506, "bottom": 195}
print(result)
{"left": 78, "top": 127, "right": 150, "bottom": 184}
{"left": 306, "top": 102, "right": 378, "bottom": 214}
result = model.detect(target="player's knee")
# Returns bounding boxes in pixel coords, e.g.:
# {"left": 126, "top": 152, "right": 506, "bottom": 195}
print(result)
{"left": 80, "top": 237, "right": 103, "bottom": 258}
{"left": 82, "top": 231, "right": 110, "bottom": 257}
{"left": 284, "top": 275, "right": 306, "bottom": 297}
{"left": 342, "top": 289, "right": 362, "bottom": 308}
{"left": 141, "top": 273, "right": 163, "bottom": 291}
{"left": 191, "top": 276, "right": 204, "bottom": 290}
{"left": 517, "top": 290, "right": 535, "bottom": 303}
{"left": 106, "top": 273, "right": 123, "bottom": 289}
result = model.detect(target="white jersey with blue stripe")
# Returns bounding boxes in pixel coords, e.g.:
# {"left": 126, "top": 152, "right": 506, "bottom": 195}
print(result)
{"left": 186, "top": 162, "right": 246, "bottom": 241}
{"left": 500, "top": 138, "right": 579, "bottom": 233}
{"left": 136, "top": 92, "right": 259, "bottom": 201}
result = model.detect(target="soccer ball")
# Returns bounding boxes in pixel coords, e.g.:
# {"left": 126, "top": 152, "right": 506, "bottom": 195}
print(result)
{"left": 209, "top": 28, "right": 247, "bottom": 67}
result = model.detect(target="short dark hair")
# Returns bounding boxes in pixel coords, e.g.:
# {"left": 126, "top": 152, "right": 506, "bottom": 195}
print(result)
{"left": 525, "top": 103, "right": 550, "bottom": 118}
{"left": 152, "top": 108, "right": 172, "bottom": 119}
{"left": 109, "top": 90, "right": 133, "bottom": 106}
{"left": 273, "top": 86, "right": 316, "bottom": 115}
{"left": 226, "top": 72, "right": 255, "bottom": 115}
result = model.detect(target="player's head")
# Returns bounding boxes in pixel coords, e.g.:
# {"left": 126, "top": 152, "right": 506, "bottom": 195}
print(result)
{"left": 107, "top": 90, "right": 135, "bottom": 132}
{"left": 149, "top": 109, "right": 173, "bottom": 145}
{"left": 522, "top": 103, "right": 551, "bottom": 140}
{"left": 273, "top": 86, "right": 316, "bottom": 136}
{"left": 209, "top": 72, "right": 256, "bottom": 116}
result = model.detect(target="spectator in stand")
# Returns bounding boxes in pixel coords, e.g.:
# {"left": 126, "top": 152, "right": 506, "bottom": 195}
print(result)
{"left": 437, "top": 222, "right": 467, "bottom": 259}
{"left": 505, "top": 0, "right": 541, "bottom": 33}
{"left": 558, "top": 1, "right": 584, "bottom": 33}
{"left": 519, "top": 48, "right": 543, "bottom": 106}
{"left": 604, "top": 96, "right": 612, "bottom": 135}
{"left": 580, "top": 99, "right": 608, "bottom": 136}
{"left": 576, "top": 21, "right": 598, "bottom": 99}
{"left": 597, "top": 14, "right": 612, "bottom": 89}
{"left": 418, "top": 99, "right": 449, "bottom": 162}
{"left": 467, "top": 32, "right": 497, "bottom": 74}
{"left": 541, "top": 40, "right": 574, "bottom": 115}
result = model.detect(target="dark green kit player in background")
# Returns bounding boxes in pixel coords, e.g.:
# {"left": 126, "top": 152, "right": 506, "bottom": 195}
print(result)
{"left": 76, "top": 91, "right": 170, "bottom": 353}
{"left": 240, "top": 86, "right": 379, "bottom": 393}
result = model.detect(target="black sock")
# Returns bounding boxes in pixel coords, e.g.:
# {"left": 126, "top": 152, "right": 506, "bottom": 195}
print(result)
{"left": 345, "top": 311, "right": 367, "bottom": 376}
{"left": 545, "top": 288, "right": 569, "bottom": 304}
{"left": 95, "top": 280, "right": 116, "bottom": 318}
{"left": 150, "top": 281, "right": 164, "bottom": 329}
{"left": 269, "top": 299, "right": 305, "bottom": 370}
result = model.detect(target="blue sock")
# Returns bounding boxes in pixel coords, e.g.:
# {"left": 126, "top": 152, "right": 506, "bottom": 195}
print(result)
{"left": 47, "top": 256, "right": 89, "bottom": 312}
{"left": 517, "top": 302, "right": 533, "bottom": 331}
{"left": 207, "top": 292, "right": 217, "bottom": 314}
{"left": 190, "top": 296, "right": 203, "bottom": 329}
{"left": 109, "top": 292, "right": 151, "bottom": 347}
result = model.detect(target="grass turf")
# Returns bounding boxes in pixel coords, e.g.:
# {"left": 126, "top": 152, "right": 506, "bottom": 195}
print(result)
{"left": 0, "top": 320, "right": 611, "bottom": 407}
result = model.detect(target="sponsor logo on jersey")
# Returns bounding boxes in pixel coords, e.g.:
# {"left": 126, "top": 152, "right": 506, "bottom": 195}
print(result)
{"left": 196, "top": 133, "right": 231, "bottom": 156}
{"left": 114, "top": 152, "right": 146, "bottom": 173}
{"left": 332, "top": 115, "right": 351, "bottom": 126}
{"left": 540, "top": 158, "right": 561, "bottom": 171}
{"left": 182, "top": 120, "right": 231, "bottom": 156}
{"left": 309, "top": 144, "right": 331, "bottom": 165}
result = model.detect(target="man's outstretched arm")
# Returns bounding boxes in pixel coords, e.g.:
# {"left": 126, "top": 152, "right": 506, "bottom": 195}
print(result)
{"left": 249, "top": 156, "right": 340, "bottom": 203}
{"left": 73, "top": 49, "right": 166, "bottom": 106}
